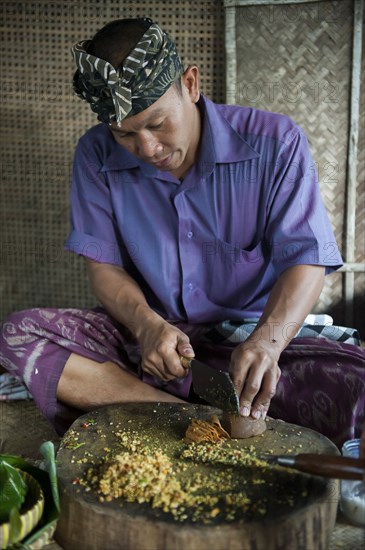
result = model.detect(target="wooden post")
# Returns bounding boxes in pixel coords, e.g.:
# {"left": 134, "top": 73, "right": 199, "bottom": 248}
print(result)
{"left": 225, "top": 6, "right": 237, "bottom": 104}
{"left": 344, "top": 0, "right": 364, "bottom": 327}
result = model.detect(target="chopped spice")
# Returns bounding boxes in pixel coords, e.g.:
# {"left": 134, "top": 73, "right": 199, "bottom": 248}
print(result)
{"left": 184, "top": 415, "right": 230, "bottom": 444}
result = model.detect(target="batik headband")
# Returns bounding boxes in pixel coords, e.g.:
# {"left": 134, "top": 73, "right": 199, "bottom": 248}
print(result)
{"left": 71, "top": 21, "right": 184, "bottom": 125}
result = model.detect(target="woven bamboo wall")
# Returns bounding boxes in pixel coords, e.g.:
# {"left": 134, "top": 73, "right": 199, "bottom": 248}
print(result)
{"left": 0, "top": 0, "right": 225, "bottom": 318}
{"left": 226, "top": 0, "right": 364, "bottom": 334}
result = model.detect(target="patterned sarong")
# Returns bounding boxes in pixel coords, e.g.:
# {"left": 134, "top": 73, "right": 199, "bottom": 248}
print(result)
{"left": 0, "top": 307, "right": 364, "bottom": 444}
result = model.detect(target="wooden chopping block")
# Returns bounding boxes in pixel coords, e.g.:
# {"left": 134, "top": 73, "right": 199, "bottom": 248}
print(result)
{"left": 55, "top": 403, "right": 339, "bottom": 550}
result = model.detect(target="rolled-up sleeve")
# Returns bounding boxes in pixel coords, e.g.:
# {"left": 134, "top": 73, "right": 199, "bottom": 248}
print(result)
{"left": 265, "top": 126, "right": 343, "bottom": 275}
{"left": 64, "top": 139, "right": 124, "bottom": 266}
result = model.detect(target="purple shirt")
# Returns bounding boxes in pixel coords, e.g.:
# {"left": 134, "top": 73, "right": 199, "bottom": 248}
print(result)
{"left": 65, "top": 95, "right": 342, "bottom": 323}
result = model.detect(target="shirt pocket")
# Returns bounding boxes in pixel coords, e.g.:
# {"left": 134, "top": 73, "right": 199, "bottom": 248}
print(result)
{"left": 203, "top": 239, "right": 267, "bottom": 308}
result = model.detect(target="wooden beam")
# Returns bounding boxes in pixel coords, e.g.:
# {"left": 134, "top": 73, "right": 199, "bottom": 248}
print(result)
{"left": 225, "top": 6, "right": 237, "bottom": 104}
{"left": 344, "top": 0, "right": 364, "bottom": 326}
{"left": 338, "top": 263, "right": 365, "bottom": 273}
{"left": 224, "top": 0, "right": 324, "bottom": 6}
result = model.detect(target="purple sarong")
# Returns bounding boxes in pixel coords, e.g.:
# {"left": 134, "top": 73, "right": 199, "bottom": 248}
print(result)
{"left": 0, "top": 307, "right": 364, "bottom": 445}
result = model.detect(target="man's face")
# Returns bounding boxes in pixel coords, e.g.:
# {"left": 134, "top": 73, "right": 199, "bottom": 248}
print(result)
{"left": 109, "top": 67, "right": 201, "bottom": 179}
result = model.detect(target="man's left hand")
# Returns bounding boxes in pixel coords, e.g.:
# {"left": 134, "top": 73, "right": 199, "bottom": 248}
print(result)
{"left": 230, "top": 340, "right": 281, "bottom": 419}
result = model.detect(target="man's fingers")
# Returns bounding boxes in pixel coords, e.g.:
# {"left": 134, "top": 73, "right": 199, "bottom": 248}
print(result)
{"left": 231, "top": 364, "right": 249, "bottom": 396}
{"left": 142, "top": 363, "right": 167, "bottom": 380}
{"left": 142, "top": 352, "right": 173, "bottom": 380}
{"left": 138, "top": 324, "right": 194, "bottom": 381}
{"left": 235, "top": 364, "right": 262, "bottom": 416}
{"left": 143, "top": 361, "right": 178, "bottom": 382}
{"left": 250, "top": 366, "right": 281, "bottom": 419}
{"left": 143, "top": 347, "right": 191, "bottom": 380}
{"left": 231, "top": 362, "right": 252, "bottom": 416}
{"left": 233, "top": 361, "right": 281, "bottom": 419}
{"left": 177, "top": 340, "right": 195, "bottom": 358}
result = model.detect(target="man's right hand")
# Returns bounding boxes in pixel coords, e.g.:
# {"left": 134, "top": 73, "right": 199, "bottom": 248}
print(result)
{"left": 137, "top": 318, "right": 195, "bottom": 381}
{"left": 85, "top": 260, "right": 195, "bottom": 382}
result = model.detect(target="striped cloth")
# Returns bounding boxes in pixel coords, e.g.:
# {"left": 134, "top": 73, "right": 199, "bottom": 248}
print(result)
{"left": 0, "top": 373, "right": 32, "bottom": 401}
{"left": 204, "top": 315, "right": 361, "bottom": 347}
{"left": 0, "top": 314, "right": 360, "bottom": 401}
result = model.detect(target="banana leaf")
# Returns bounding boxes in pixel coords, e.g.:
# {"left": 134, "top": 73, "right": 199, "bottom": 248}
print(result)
{"left": 0, "top": 441, "right": 60, "bottom": 548}
{"left": 0, "top": 462, "right": 27, "bottom": 524}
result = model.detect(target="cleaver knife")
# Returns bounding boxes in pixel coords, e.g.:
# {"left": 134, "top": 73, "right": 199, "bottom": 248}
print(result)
{"left": 181, "top": 357, "right": 240, "bottom": 414}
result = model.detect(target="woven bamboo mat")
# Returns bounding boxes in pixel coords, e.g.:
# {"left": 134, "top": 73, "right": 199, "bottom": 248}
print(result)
{"left": 330, "top": 514, "right": 365, "bottom": 549}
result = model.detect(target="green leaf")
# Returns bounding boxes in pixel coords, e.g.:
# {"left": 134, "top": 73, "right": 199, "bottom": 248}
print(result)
{"left": 0, "top": 462, "right": 27, "bottom": 523}
{"left": 0, "top": 443, "right": 60, "bottom": 547}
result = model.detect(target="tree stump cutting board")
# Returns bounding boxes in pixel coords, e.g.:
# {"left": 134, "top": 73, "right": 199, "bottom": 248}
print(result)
{"left": 55, "top": 403, "right": 339, "bottom": 550}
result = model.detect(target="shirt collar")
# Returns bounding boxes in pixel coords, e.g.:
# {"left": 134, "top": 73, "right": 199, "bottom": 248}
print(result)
{"left": 197, "top": 95, "right": 259, "bottom": 178}
{"left": 100, "top": 94, "right": 260, "bottom": 177}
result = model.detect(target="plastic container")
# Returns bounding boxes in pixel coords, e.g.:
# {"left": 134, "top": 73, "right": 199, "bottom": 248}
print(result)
{"left": 340, "top": 439, "right": 365, "bottom": 526}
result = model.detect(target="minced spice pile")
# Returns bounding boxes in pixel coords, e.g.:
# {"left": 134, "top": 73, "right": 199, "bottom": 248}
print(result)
{"left": 75, "top": 425, "right": 308, "bottom": 524}
{"left": 62, "top": 408, "right": 316, "bottom": 525}
{"left": 84, "top": 446, "right": 225, "bottom": 522}
{"left": 93, "top": 449, "right": 184, "bottom": 508}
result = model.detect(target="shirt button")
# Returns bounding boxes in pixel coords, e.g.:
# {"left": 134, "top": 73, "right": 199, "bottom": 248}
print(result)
{"left": 188, "top": 283, "right": 193, "bottom": 290}
{"left": 187, "top": 231, "right": 193, "bottom": 239}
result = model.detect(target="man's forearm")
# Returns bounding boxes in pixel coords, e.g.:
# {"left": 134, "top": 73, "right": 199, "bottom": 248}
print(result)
{"left": 85, "top": 259, "right": 164, "bottom": 339}
{"left": 57, "top": 260, "right": 192, "bottom": 409}
{"left": 249, "top": 264, "right": 325, "bottom": 355}
{"left": 85, "top": 259, "right": 194, "bottom": 380}
{"left": 230, "top": 264, "right": 325, "bottom": 419}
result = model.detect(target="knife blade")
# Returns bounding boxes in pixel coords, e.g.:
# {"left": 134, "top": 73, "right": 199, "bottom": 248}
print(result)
{"left": 181, "top": 357, "right": 240, "bottom": 414}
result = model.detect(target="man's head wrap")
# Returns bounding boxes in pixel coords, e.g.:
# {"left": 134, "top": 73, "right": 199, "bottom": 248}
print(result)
{"left": 71, "top": 18, "right": 184, "bottom": 125}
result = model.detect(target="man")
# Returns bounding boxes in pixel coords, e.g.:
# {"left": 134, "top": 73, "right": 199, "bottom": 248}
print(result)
{"left": 1, "top": 18, "right": 363, "bottom": 442}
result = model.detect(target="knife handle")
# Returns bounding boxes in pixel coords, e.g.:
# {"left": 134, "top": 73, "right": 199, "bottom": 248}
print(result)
{"left": 292, "top": 454, "right": 365, "bottom": 480}
{"left": 179, "top": 356, "right": 192, "bottom": 369}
